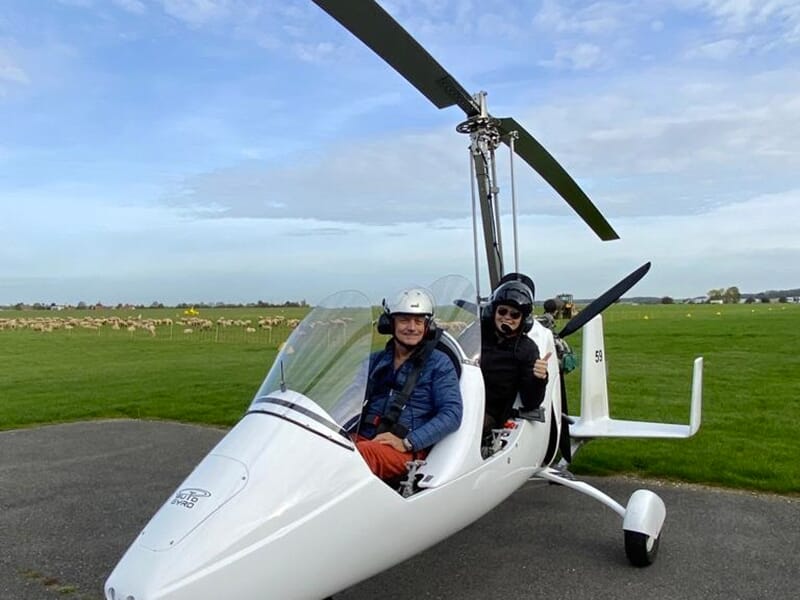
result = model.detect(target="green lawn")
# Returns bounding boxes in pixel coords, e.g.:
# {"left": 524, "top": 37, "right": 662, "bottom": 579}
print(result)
{"left": 0, "top": 306, "right": 302, "bottom": 428}
{"left": 2, "top": 302, "right": 798, "bottom": 494}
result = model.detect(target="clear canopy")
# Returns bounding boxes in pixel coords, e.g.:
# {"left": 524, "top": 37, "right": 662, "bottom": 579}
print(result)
{"left": 249, "top": 276, "right": 479, "bottom": 442}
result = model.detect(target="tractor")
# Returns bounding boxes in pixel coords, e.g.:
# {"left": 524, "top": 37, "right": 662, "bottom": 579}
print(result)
{"left": 556, "top": 293, "right": 576, "bottom": 319}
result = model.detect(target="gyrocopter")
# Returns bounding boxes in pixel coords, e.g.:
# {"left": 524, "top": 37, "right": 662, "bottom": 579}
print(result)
{"left": 105, "top": 2, "right": 704, "bottom": 599}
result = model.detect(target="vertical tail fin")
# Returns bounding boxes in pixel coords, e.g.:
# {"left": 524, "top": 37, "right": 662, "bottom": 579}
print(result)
{"left": 578, "top": 313, "right": 610, "bottom": 423}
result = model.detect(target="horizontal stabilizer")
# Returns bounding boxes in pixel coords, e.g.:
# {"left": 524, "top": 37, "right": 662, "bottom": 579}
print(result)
{"left": 570, "top": 417, "right": 693, "bottom": 439}
{"left": 574, "top": 315, "right": 703, "bottom": 441}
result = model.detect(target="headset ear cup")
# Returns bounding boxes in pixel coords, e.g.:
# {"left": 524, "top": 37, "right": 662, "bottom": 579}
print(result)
{"left": 425, "top": 317, "right": 437, "bottom": 339}
{"left": 480, "top": 303, "right": 493, "bottom": 322}
{"left": 377, "top": 312, "right": 393, "bottom": 335}
{"left": 522, "top": 314, "right": 534, "bottom": 333}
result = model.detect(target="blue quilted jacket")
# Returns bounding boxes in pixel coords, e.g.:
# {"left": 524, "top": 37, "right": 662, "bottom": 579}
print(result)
{"left": 360, "top": 342, "right": 462, "bottom": 451}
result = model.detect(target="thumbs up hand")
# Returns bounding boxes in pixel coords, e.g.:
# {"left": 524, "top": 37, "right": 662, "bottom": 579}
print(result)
{"left": 533, "top": 351, "right": 552, "bottom": 379}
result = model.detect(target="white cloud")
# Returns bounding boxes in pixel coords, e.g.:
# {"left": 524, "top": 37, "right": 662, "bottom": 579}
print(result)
{"left": 505, "top": 187, "right": 800, "bottom": 299}
{"left": 0, "top": 48, "right": 29, "bottom": 89}
{"left": 292, "top": 41, "right": 336, "bottom": 63}
{"left": 677, "top": 0, "right": 800, "bottom": 50}
{"left": 154, "top": 56, "right": 800, "bottom": 232}
{"left": 512, "top": 66, "right": 800, "bottom": 194}
{"left": 112, "top": 0, "right": 147, "bottom": 14}
{"left": 534, "top": 0, "right": 627, "bottom": 36}
{"left": 542, "top": 42, "right": 605, "bottom": 70}
{"left": 160, "top": 0, "right": 234, "bottom": 28}
{"left": 690, "top": 0, "right": 800, "bottom": 31}
{"left": 686, "top": 37, "right": 740, "bottom": 60}
{"left": 55, "top": 0, "right": 93, "bottom": 7}
{"left": 165, "top": 126, "right": 470, "bottom": 225}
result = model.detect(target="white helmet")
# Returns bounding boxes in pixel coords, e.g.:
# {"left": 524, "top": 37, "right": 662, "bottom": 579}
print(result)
{"left": 388, "top": 288, "right": 435, "bottom": 317}
{"left": 378, "top": 288, "right": 435, "bottom": 335}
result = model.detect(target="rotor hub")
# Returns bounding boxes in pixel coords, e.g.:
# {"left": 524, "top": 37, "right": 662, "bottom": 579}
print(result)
{"left": 457, "top": 116, "right": 502, "bottom": 153}
{"left": 456, "top": 115, "right": 500, "bottom": 135}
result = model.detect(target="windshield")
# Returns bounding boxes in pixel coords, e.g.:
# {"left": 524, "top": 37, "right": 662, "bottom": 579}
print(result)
{"left": 428, "top": 274, "right": 480, "bottom": 360}
{"left": 250, "top": 290, "right": 373, "bottom": 431}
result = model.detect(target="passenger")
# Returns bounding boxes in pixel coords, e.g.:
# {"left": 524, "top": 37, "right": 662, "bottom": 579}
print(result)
{"left": 356, "top": 288, "right": 463, "bottom": 480}
{"left": 480, "top": 277, "right": 549, "bottom": 437}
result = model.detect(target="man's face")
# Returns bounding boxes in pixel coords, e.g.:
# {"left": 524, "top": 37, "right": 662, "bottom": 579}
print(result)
{"left": 393, "top": 314, "right": 427, "bottom": 346}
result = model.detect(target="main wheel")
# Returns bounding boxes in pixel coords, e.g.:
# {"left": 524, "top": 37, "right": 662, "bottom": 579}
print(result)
{"left": 624, "top": 529, "right": 660, "bottom": 567}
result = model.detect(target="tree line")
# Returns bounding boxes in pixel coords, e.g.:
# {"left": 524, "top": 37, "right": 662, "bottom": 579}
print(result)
{"left": 4, "top": 300, "right": 310, "bottom": 311}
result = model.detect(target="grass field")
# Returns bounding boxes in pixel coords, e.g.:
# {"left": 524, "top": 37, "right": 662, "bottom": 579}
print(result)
{"left": 2, "top": 302, "right": 798, "bottom": 494}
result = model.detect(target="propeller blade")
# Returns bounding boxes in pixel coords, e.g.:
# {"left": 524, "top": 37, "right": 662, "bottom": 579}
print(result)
{"left": 498, "top": 117, "right": 619, "bottom": 241}
{"left": 312, "top": 0, "right": 480, "bottom": 116}
{"left": 558, "top": 262, "right": 651, "bottom": 338}
{"left": 454, "top": 298, "right": 478, "bottom": 313}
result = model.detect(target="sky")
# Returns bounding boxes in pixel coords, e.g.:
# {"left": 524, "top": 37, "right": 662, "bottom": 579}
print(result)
{"left": 1, "top": 0, "right": 799, "bottom": 306}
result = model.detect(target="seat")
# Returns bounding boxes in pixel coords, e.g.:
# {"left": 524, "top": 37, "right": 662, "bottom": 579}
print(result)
{"left": 434, "top": 337, "right": 462, "bottom": 378}
{"left": 414, "top": 331, "right": 484, "bottom": 489}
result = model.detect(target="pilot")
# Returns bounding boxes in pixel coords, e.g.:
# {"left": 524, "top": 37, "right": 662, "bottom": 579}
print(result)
{"left": 356, "top": 288, "right": 463, "bottom": 480}
{"left": 480, "top": 275, "right": 549, "bottom": 437}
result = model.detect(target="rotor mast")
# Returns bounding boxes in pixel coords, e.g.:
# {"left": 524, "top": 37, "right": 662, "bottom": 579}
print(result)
{"left": 457, "top": 92, "right": 509, "bottom": 291}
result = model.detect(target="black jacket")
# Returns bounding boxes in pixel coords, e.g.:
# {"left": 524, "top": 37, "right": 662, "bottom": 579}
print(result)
{"left": 480, "top": 321, "right": 547, "bottom": 427}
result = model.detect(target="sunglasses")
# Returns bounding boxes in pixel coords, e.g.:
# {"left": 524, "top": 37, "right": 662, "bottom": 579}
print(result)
{"left": 496, "top": 307, "right": 522, "bottom": 319}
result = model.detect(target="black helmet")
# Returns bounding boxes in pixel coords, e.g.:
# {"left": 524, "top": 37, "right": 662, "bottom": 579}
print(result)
{"left": 498, "top": 272, "right": 535, "bottom": 301}
{"left": 488, "top": 280, "right": 535, "bottom": 334}
{"left": 491, "top": 280, "right": 534, "bottom": 316}
{"left": 543, "top": 298, "right": 558, "bottom": 314}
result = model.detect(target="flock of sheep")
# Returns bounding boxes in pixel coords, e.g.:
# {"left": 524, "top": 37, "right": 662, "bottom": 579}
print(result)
{"left": 1, "top": 314, "right": 472, "bottom": 348}
{"left": 0, "top": 314, "right": 302, "bottom": 341}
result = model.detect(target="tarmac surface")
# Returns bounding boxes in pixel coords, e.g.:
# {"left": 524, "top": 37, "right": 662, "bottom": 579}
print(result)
{"left": 1, "top": 420, "right": 798, "bottom": 600}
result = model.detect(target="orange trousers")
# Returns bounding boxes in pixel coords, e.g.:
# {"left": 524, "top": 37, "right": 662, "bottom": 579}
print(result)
{"left": 354, "top": 435, "right": 427, "bottom": 480}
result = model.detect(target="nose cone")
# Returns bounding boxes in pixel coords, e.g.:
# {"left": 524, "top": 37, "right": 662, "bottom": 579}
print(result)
{"left": 105, "top": 411, "right": 371, "bottom": 600}
{"left": 139, "top": 455, "right": 248, "bottom": 552}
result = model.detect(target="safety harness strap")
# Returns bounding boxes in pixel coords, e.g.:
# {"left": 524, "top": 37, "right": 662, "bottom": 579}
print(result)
{"left": 374, "top": 328, "right": 442, "bottom": 437}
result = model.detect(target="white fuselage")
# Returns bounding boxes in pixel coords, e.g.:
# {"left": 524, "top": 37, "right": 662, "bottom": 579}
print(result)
{"left": 105, "top": 325, "right": 560, "bottom": 600}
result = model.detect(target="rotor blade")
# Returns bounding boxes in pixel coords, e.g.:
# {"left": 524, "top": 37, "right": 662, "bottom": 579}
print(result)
{"left": 313, "top": 0, "right": 480, "bottom": 116}
{"left": 558, "top": 262, "right": 651, "bottom": 338}
{"left": 498, "top": 117, "right": 619, "bottom": 241}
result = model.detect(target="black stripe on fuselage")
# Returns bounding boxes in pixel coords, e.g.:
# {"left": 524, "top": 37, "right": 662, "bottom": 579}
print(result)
{"left": 245, "top": 409, "right": 355, "bottom": 451}
{"left": 248, "top": 396, "right": 353, "bottom": 449}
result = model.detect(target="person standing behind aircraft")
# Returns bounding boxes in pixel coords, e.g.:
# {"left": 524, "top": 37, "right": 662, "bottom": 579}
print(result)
{"left": 356, "top": 289, "right": 463, "bottom": 480}
{"left": 537, "top": 298, "right": 559, "bottom": 332}
{"left": 480, "top": 278, "right": 550, "bottom": 437}
{"left": 537, "top": 297, "right": 577, "bottom": 374}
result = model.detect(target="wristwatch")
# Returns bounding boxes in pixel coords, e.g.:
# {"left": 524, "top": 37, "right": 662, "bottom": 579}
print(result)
{"left": 402, "top": 437, "right": 413, "bottom": 452}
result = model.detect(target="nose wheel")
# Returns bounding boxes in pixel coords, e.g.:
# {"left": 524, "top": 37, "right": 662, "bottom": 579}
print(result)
{"left": 624, "top": 529, "right": 661, "bottom": 567}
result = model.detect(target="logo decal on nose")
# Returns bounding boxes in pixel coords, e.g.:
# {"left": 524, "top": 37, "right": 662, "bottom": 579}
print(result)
{"left": 170, "top": 488, "right": 211, "bottom": 509}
